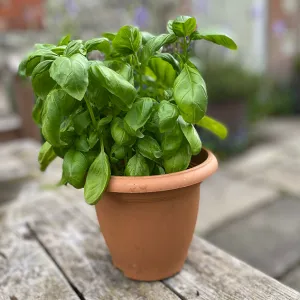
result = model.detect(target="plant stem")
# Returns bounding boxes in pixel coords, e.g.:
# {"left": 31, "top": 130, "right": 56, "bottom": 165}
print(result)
{"left": 134, "top": 53, "right": 143, "bottom": 89}
{"left": 85, "top": 97, "right": 97, "bottom": 128}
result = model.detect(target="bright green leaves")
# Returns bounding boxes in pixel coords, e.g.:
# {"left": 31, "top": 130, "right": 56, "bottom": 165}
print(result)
{"left": 62, "top": 150, "right": 89, "bottom": 189}
{"left": 163, "top": 143, "right": 191, "bottom": 173}
{"left": 73, "top": 110, "right": 91, "bottom": 134}
{"left": 58, "top": 34, "right": 71, "bottom": 46}
{"left": 111, "top": 117, "right": 135, "bottom": 146}
{"left": 112, "top": 25, "right": 142, "bottom": 55}
{"left": 148, "top": 57, "right": 176, "bottom": 88}
{"left": 191, "top": 30, "right": 237, "bottom": 50}
{"left": 38, "top": 142, "right": 57, "bottom": 171}
{"left": 84, "top": 149, "right": 111, "bottom": 205}
{"left": 172, "top": 16, "right": 196, "bottom": 37}
{"left": 137, "top": 135, "right": 162, "bottom": 162}
{"left": 179, "top": 117, "right": 202, "bottom": 155}
{"left": 110, "top": 143, "right": 127, "bottom": 161}
{"left": 32, "top": 97, "right": 43, "bottom": 126}
{"left": 158, "top": 100, "right": 179, "bottom": 133}
{"left": 161, "top": 122, "right": 183, "bottom": 157}
{"left": 50, "top": 54, "right": 89, "bottom": 100}
{"left": 125, "top": 153, "right": 149, "bottom": 176}
{"left": 90, "top": 64, "right": 136, "bottom": 109}
{"left": 124, "top": 98, "right": 154, "bottom": 136}
{"left": 32, "top": 60, "right": 56, "bottom": 99}
{"left": 174, "top": 63, "right": 207, "bottom": 123}
{"left": 42, "top": 89, "right": 78, "bottom": 147}
{"left": 84, "top": 38, "right": 110, "bottom": 54}
{"left": 64, "top": 40, "right": 86, "bottom": 56}
{"left": 196, "top": 115, "right": 228, "bottom": 139}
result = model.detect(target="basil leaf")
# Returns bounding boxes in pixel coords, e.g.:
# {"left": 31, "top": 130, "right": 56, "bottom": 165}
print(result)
{"left": 58, "top": 34, "right": 71, "bottom": 46}
{"left": 62, "top": 150, "right": 89, "bottom": 189}
{"left": 154, "top": 53, "right": 180, "bottom": 73}
{"left": 85, "top": 38, "right": 110, "bottom": 54}
{"left": 38, "top": 141, "right": 57, "bottom": 171}
{"left": 191, "top": 30, "right": 237, "bottom": 50}
{"left": 141, "top": 31, "right": 155, "bottom": 44}
{"left": 167, "top": 20, "right": 174, "bottom": 34}
{"left": 73, "top": 110, "right": 91, "bottom": 134}
{"left": 64, "top": 40, "right": 86, "bottom": 56}
{"left": 26, "top": 49, "right": 58, "bottom": 76}
{"left": 164, "top": 142, "right": 192, "bottom": 173}
{"left": 174, "top": 63, "right": 207, "bottom": 123}
{"left": 102, "top": 32, "right": 116, "bottom": 41}
{"left": 125, "top": 153, "right": 150, "bottom": 176}
{"left": 196, "top": 115, "right": 228, "bottom": 139}
{"left": 112, "top": 25, "right": 142, "bottom": 55}
{"left": 110, "top": 143, "right": 127, "bottom": 160}
{"left": 148, "top": 57, "right": 176, "bottom": 88}
{"left": 141, "top": 33, "right": 177, "bottom": 64}
{"left": 42, "top": 90, "right": 78, "bottom": 147}
{"left": 179, "top": 116, "right": 202, "bottom": 155}
{"left": 32, "top": 60, "right": 56, "bottom": 99}
{"left": 158, "top": 100, "right": 179, "bottom": 133}
{"left": 111, "top": 117, "right": 136, "bottom": 146}
{"left": 50, "top": 54, "right": 89, "bottom": 100}
{"left": 90, "top": 64, "right": 136, "bottom": 109}
{"left": 153, "top": 165, "right": 165, "bottom": 175}
{"left": 172, "top": 16, "right": 196, "bottom": 37}
{"left": 145, "top": 107, "right": 160, "bottom": 133}
{"left": 124, "top": 98, "right": 154, "bottom": 135}
{"left": 97, "top": 115, "right": 113, "bottom": 128}
{"left": 137, "top": 135, "right": 162, "bottom": 161}
{"left": 32, "top": 97, "right": 44, "bottom": 126}
{"left": 75, "top": 135, "right": 90, "bottom": 152}
{"left": 18, "top": 57, "right": 28, "bottom": 77}
{"left": 51, "top": 45, "right": 67, "bottom": 55}
{"left": 161, "top": 122, "right": 183, "bottom": 157}
{"left": 84, "top": 148, "right": 111, "bottom": 205}
{"left": 88, "top": 129, "right": 99, "bottom": 149}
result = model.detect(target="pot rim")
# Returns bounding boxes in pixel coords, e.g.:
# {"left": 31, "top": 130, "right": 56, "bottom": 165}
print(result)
{"left": 106, "top": 148, "right": 218, "bottom": 193}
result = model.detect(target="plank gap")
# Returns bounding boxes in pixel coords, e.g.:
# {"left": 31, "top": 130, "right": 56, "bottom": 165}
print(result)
{"left": 162, "top": 280, "right": 188, "bottom": 300}
{"left": 26, "top": 223, "right": 85, "bottom": 300}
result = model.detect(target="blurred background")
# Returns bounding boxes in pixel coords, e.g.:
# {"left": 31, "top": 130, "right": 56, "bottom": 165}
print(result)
{"left": 0, "top": 0, "right": 300, "bottom": 292}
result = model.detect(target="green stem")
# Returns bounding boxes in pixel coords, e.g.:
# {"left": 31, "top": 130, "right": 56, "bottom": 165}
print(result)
{"left": 134, "top": 53, "right": 143, "bottom": 89}
{"left": 85, "top": 97, "right": 97, "bottom": 128}
{"left": 183, "top": 37, "right": 191, "bottom": 63}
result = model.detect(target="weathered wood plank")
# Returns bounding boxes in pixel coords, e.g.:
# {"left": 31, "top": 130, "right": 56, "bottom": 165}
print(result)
{"left": 0, "top": 290, "right": 10, "bottom": 300}
{"left": 165, "top": 236, "right": 300, "bottom": 299}
{"left": 0, "top": 221, "right": 79, "bottom": 300}
{"left": 5, "top": 184, "right": 179, "bottom": 300}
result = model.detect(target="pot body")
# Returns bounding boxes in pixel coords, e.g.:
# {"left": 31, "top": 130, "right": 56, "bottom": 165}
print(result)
{"left": 95, "top": 148, "right": 218, "bottom": 281}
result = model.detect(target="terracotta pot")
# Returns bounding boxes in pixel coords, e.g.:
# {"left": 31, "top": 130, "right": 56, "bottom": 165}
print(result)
{"left": 95, "top": 148, "right": 218, "bottom": 281}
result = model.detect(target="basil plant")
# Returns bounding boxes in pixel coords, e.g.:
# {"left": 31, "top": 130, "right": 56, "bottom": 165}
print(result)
{"left": 19, "top": 16, "right": 237, "bottom": 205}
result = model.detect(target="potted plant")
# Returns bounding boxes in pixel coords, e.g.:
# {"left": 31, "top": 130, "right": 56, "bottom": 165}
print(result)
{"left": 196, "top": 60, "right": 260, "bottom": 155}
{"left": 18, "top": 16, "right": 237, "bottom": 281}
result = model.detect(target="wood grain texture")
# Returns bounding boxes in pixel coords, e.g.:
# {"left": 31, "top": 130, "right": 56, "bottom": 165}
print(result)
{"left": 165, "top": 236, "right": 300, "bottom": 299}
{"left": 0, "top": 290, "right": 10, "bottom": 300}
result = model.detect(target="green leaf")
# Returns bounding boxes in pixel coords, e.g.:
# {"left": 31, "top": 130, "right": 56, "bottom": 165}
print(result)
{"left": 158, "top": 100, "right": 179, "bottom": 133}
{"left": 124, "top": 98, "right": 154, "bottom": 135}
{"left": 62, "top": 149, "right": 89, "bottom": 189}
{"left": 125, "top": 153, "right": 149, "bottom": 176}
{"left": 88, "top": 129, "right": 99, "bottom": 149}
{"left": 161, "top": 122, "right": 183, "bottom": 157}
{"left": 141, "top": 31, "right": 155, "bottom": 44}
{"left": 75, "top": 135, "right": 90, "bottom": 152}
{"left": 50, "top": 54, "right": 89, "bottom": 100}
{"left": 85, "top": 38, "right": 110, "bottom": 54}
{"left": 42, "top": 89, "right": 78, "bottom": 147}
{"left": 167, "top": 20, "right": 174, "bottom": 34}
{"left": 174, "top": 63, "right": 207, "bottom": 123}
{"left": 97, "top": 115, "right": 113, "bottom": 128}
{"left": 172, "top": 16, "right": 196, "bottom": 37}
{"left": 102, "top": 60, "right": 134, "bottom": 85}
{"left": 153, "top": 165, "right": 165, "bottom": 175}
{"left": 154, "top": 53, "right": 180, "bottom": 73}
{"left": 112, "top": 25, "right": 142, "bottom": 55}
{"left": 51, "top": 45, "right": 67, "bottom": 55}
{"left": 84, "top": 148, "right": 111, "bottom": 205}
{"left": 111, "top": 117, "right": 136, "bottom": 146}
{"left": 196, "top": 115, "right": 228, "bottom": 139}
{"left": 190, "top": 30, "right": 238, "bottom": 50}
{"left": 90, "top": 64, "right": 136, "bottom": 109}
{"left": 141, "top": 33, "right": 177, "bottom": 64}
{"left": 137, "top": 135, "right": 162, "bottom": 162}
{"left": 38, "top": 142, "right": 57, "bottom": 171}
{"left": 148, "top": 57, "right": 176, "bottom": 88}
{"left": 18, "top": 57, "right": 28, "bottom": 77}
{"left": 32, "top": 97, "right": 44, "bottom": 126}
{"left": 32, "top": 60, "right": 56, "bottom": 99}
{"left": 145, "top": 106, "right": 159, "bottom": 133}
{"left": 110, "top": 143, "right": 127, "bottom": 160}
{"left": 102, "top": 32, "right": 116, "bottom": 41}
{"left": 58, "top": 34, "right": 71, "bottom": 46}
{"left": 164, "top": 142, "right": 192, "bottom": 173}
{"left": 26, "top": 49, "right": 58, "bottom": 76}
{"left": 179, "top": 116, "right": 202, "bottom": 155}
{"left": 64, "top": 40, "right": 86, "bottom": 56}
{"left": 73, "top": 110, "right": 91, "bottom": 134}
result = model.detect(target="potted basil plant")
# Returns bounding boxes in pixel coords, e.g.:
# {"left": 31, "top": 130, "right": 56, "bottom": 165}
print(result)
{"left": 19, "top": 16, "right": 237, "bottom": 281}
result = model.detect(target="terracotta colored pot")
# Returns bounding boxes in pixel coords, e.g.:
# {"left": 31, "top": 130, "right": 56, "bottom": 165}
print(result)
{"left": 95, "top": 148, "right": 218, "bottom": 281}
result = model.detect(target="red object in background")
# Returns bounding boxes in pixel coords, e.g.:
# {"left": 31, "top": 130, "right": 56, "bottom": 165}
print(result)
{"left": 0, "top": 0, "right": 43, "bottom": 30}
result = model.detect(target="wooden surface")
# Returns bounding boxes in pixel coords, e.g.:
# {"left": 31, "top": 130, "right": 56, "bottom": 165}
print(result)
{"left": 1, "top": 182, "right": 300, "bottom": 300}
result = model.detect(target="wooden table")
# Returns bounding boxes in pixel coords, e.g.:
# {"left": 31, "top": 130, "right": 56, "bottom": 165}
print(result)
{"left": 1, "top": 181, "right": 300, "bottom": 300}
